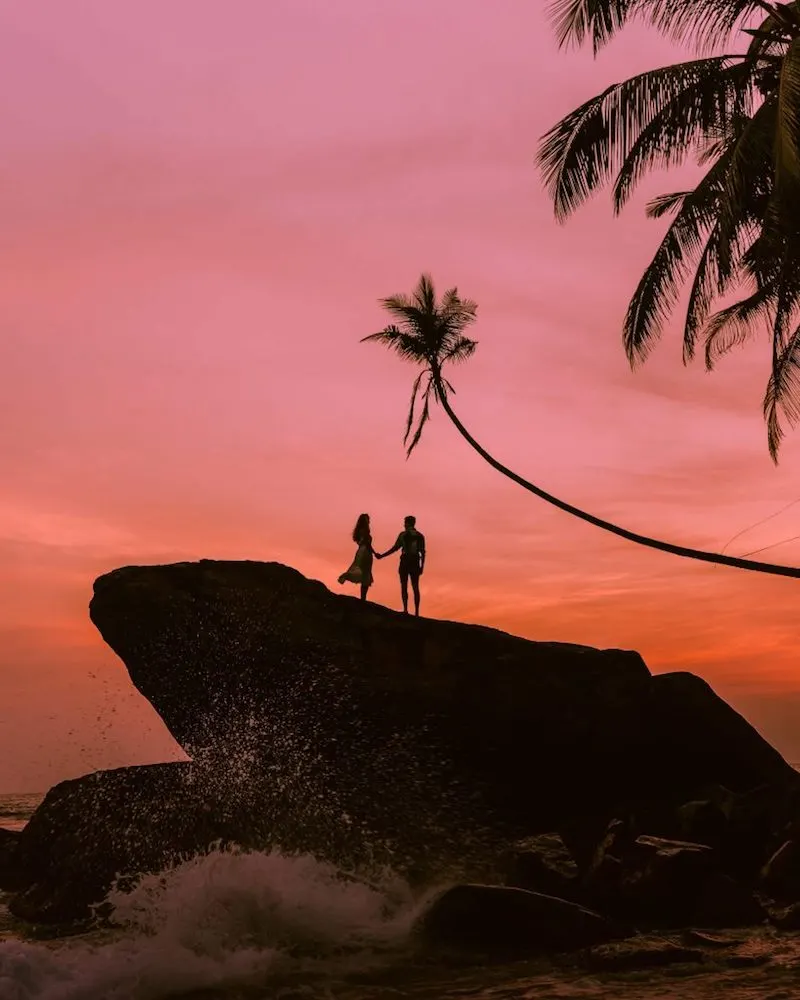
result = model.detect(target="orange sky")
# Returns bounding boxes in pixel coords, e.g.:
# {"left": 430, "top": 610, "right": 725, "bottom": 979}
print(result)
{"left": 3, "top": 1, "right": 800, "bottom": 792}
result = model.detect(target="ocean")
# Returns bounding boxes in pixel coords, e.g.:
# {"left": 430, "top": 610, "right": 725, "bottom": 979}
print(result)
{"left": 2, "top": 792, "right": 800, "bottom": 1000}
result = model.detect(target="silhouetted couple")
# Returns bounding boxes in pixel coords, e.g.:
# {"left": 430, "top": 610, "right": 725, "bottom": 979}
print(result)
{"left": 338, "top": 513, "right": 426, "bottom": 615}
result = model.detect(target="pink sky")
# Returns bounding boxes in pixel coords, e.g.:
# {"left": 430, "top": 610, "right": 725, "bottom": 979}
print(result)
{"left": 2, "top": 1, "right": 800, "bottom": 792}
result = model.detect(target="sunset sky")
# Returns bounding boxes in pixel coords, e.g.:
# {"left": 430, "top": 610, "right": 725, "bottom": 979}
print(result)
{"left": 3, "top": 1, "right": 800, "bottom": 792}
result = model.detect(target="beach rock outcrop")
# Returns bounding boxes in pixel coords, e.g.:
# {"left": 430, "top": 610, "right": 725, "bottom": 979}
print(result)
{"left": 504, "top": 832, "right": 580, "bottom": 900}
{"left": 0, "top": 828, "right": 22, "bottom": 892}
{"left": 9, "top": 559, "right": 800, "bottom": 924}
{"left": 88, "top": 561, "right": 795, "bottom": 829}
{"left": 5, "top": 762, "right": 275, "bottom": 924}
{"left": 416, "top": 883, "right": 624, "bottom": 957}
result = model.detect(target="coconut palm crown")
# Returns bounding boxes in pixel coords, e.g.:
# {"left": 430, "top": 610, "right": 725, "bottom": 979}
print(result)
{"left": 538, "top": 0, "right": 800, "bottom": 459}
{"left": 362, "top": 273, "right": 478, "bottom": 456}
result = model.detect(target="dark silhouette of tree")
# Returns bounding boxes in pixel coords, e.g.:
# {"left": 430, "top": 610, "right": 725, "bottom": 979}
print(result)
{"left": 538, "top": 0, "right": 800, "bottom": 461}
{"left": 363, "top": 272, "right": 800, "bottom": 579}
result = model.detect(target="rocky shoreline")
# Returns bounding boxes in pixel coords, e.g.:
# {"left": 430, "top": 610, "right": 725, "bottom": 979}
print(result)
{"left": 3, "top": 560, "right": 800, "bottom": 961}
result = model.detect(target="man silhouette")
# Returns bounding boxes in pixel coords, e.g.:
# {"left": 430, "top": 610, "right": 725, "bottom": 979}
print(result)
{"left": 378, "top": 515, "right": 426, "bottom": 616}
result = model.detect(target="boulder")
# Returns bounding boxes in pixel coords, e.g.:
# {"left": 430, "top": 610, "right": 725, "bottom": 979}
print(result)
{"left": 87, "top": 561, "right": 796, "bottom": 837}
{"left": 6, "top": 762, "right": 275, "bottom": 923}
{"left": 416, "top": 883, "right": 624, "bottom": 958}
{"left": 584, "top": 830, "right": 718, "bottom": 926}
{"left": 0, "top": 829, "right": 22, "bottom": 891}
{"left": 12, "top": 559, "right": 800, "bottom": 925}
{"left": 583, "top": 937, "right": 704, "bottom": 971}
{"left": 692, "top": 873, "right": 766, "bottom": 928}
{"left": 760, "top": 839, "right": 800, "bottom": 901}
{"left": 504, "top": 832, "right": 579, "bottom": 899}
{"left": 675, "top": 794, "right": 732, "bottom": 849}
{"left": 768, "top": 901, "right": 800, "bottom": 929}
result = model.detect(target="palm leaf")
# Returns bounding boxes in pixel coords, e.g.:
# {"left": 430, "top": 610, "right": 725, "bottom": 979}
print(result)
{"left": 623, "top": 147, "right": 736, "bottom": 363}
{"left": 548, "top": 0, "right": 630, "bottom": 51}
{"left": 612, "top": 59, "right": 755, "bottom": 213}
{"left": 776, "top": 38, "right": 800, "bottom": 185}
{"left": 405, "top": 387, "right": 432, "bottom": 457}
{"left": 683, "top": 223, "right": 726, "bottom": 362}
{"left": 441, "top": 336, "right": 478, "bottom": 364}
{"left": 745, "top": 12, "right": 789, "bottom": 59}
{"left": 403, "top": 371, "right": 426, "bottom": 447}
{"left": 643, "top": 0, "right": 779, "bottom": 51}
{"left": 765, "top": 320, "right": 800, "bottom": 460}
{"left": 539, "top": 57, "right": 741, "bottom": 220}
{"left": 703, "top": 280, "right": 777, "bottom": 368}
{"left": 645, "top": 191, "right": 691, "bottom": 218}
{"left": 361, "top": 325, "right": 427, "bottom": 363}
{"left": 549, "top": 0, "right": 771, "bottom": 54}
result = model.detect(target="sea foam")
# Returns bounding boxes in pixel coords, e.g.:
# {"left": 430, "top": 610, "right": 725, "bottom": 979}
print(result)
{"left": 0, "top": 848, "right": 426, "bottom": 1000}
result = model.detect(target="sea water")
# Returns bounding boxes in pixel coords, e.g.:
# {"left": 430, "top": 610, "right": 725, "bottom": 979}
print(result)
{"left": 3, "top": 793, "right": 800, "bottom": 1000}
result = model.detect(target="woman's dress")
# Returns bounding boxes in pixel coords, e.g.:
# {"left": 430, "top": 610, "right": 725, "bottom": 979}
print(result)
{"left": 338, "top": 531, "right": 374, "bottom": 586}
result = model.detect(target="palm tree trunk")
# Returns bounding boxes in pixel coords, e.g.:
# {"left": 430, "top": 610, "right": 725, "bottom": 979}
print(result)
{"left": 433, "top": 375, "right": 800, "bottom": 581}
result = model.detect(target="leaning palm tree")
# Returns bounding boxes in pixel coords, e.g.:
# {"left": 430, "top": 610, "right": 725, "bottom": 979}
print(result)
{"left": 538, "top": 0, "right": 800, "bottom": 461}
{"left": 363, "top": 272, "right": 800, "bottom": 579}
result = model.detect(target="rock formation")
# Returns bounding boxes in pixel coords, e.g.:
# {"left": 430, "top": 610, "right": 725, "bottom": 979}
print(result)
{"left": 5, "top": 559, "right": 798, "bottom": 925}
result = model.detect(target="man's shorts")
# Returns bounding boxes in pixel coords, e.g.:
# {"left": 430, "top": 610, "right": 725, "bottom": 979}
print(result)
{"left": 399, "top": 554, "right": 421, "bottom": 582}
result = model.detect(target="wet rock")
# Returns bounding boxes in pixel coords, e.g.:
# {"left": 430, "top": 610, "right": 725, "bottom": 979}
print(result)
{"left": 761, "top": 839, "right": 800, "bottom": 901}
{"left": 768, "top": 901, "right": 800, "bottom": 929}
{"left": 0, "top": 829, "right": 22, "bottom": 891}
{"left": 676, "top": 794, "right": 731, "bottom": 849}
{"left": 417, "top": 883, "right": 625, "bottom": 958}
{"left": 725, "top": 952, "right": 772, "bottom": 968}
{"left": 7, "top": 762, "right": 274, "bottom": 924}
{"left": 692, "top": 873, "right": 766, "bottom": 928}
{"left": 584, "top": 829, "right": 718, "bottom": 927}
{"left": 89, "top": 560, "right": 797, "bottom": 832}
{"left": 12, "top": 559, "right": 800, "bottom": 926}
{"left": 681, "top": 929, "right": 742, "bottom": 948}
{"left": 584, "top": 936, "right": 704, "bottom": 971}
{"left": 505, "top": 832, "right": 579, "bottom": 899}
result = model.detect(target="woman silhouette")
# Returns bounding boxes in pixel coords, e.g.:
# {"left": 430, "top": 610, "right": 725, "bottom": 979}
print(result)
{"left": 338, "top": 513, "right": 377, "bottom": 601}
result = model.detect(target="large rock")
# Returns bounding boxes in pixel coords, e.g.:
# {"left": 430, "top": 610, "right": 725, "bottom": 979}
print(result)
{"left": 584, "top": 830, "right": 718, "bottom": 927}
{"left": 416, "top": 883, "right": 623, "bottom": 957}
{"left": 11, "top": 559, "right": 799, "bottom": 924}
{"left": 88, "top": 561, "right": 795, "bottom": 827}
{"left": 5, "top": 763, "right": 275, "bottom": 924}
{"left": 0, "top": 829, "right": 22, "bottom": 891}
{"left": 504, "top": 832, "right": 579, "bottom": 899}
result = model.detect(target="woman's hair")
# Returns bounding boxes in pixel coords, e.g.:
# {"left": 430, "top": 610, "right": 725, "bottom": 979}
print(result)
{"left": 352, "top": 513, "right": 370, "bottom": 542}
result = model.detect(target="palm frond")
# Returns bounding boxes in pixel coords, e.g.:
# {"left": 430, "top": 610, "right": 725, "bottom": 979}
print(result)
{"left": 548, "top": 0, "right": 631, "bottom": 52}
{"left": 776, "top": 38, "right": 800, "bottom": 185}
{"left": 547, "top": 0, "right": 767, "bottom": 53}
{"left": 703, "top": 281, "right": 776, "bottom": 368}
{"left": 405, "top": 385, "right": 432, "bottom": 457}
{"left": 718, "top": 96, "right": 777, "bottom": 229}
{"left": 761, "top": 245, "right": 800, "bottom": 458}
{"left": 539, "top": 57, "right": 741, "bottom": 220}
{"left": 403, "top": 371, "right": 426, "bottom": 447}
{"left": 365, "top": 274, "right": 479, "bottom": 457}
{"left": 361, "top": 325, "right": 428, "bottom": 363}
{"left": 683, "top": 224, "right": 724, "bottom": 362}
{"left": 612, "top": 60, "right": 755, "bottom": 213}
{"left": 765, "top": 322, "right": 800, "bottom": 461}
{"left": 412, "top": 273, "right": 437, "bottom": 315}
{"left": 441, "top": 335, "right": 478, "bottom": 364}
{"left": 745, "top": 12, "right": 789, "bottom": 59}
{"left": 683, "top": 206, "right": 758, "bottom": 361}
{"left": 645, "top": 191, "right": 691, "bottom": 218}
{"left": 643, "top": 0, "right": 775, "bottom": 52}
{"left": 624, "top": 147, "right": 735, "bottom": 363}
